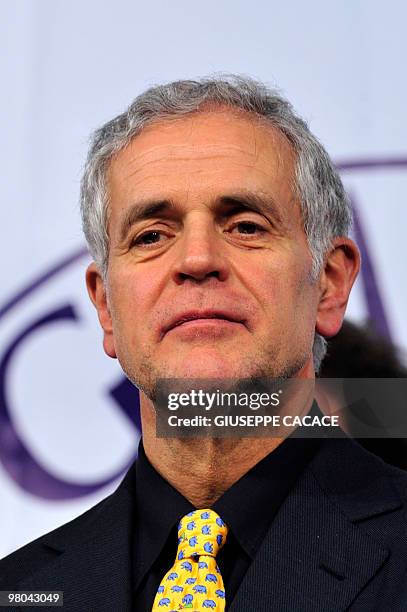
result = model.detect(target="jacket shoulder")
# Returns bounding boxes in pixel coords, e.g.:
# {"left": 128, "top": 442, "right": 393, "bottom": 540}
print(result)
{"left": 0, "top": 491, "right": 115, "bottom": 589}
{"left": 311, "top": 435, "right": 407, "bottom": 530}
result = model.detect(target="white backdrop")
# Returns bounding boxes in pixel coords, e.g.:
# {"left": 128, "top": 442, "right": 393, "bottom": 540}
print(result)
{"left": 1, "top": 0, "right": 406, "bottom": 558}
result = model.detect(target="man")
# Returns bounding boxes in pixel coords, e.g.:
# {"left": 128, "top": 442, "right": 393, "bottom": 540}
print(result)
{"left": 1, "top": 76, "right": 407, "bottom": 611}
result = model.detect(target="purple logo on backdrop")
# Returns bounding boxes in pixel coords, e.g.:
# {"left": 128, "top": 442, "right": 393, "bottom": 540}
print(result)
{"left": 336, "top": 156, "right": 407, "bottom": 340}
{"left": 0, "top": 249, "right": 141, "bottom": 500}
{"left": 0, "top": 157, "right": 406, "bottom": 500}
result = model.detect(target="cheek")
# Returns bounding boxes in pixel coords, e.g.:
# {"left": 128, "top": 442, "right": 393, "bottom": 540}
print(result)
{"left": 131, "top": 271, "right": 160, "bottom": 306}
{"left": 110, "top": 267, "right": 158, "bottom": 314}
{"left": 108, "top": 266, "right": 168, "bottom": 347}
{"left": 250, "top": 255, "right": 315, "bottom": 324}
{"left": 110, "top": 273, "right": 149, "bottom": 331}
{"left": 290, "top": 270, "right": 319, "bottom": 336}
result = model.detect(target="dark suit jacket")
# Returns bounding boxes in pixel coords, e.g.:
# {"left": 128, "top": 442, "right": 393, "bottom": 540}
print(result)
{"left": 1, "top": 436, "right": 407, "bottom": 611}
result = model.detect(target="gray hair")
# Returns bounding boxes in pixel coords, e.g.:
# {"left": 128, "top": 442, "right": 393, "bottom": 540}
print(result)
{"left": 80, "top": 75, "right": 352, "bottom": 371}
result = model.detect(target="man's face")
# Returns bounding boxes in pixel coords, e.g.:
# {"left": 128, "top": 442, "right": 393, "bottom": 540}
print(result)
{"left": 97, "top": 109, "right": 321, "bottom": 396}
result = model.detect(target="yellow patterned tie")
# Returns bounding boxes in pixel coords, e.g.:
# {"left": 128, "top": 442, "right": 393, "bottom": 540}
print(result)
{"left": 152, "top": 509, "right": 228, "bottom": 611}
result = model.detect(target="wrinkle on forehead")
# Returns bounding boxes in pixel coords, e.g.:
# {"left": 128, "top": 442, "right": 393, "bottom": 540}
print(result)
{"left": 108, "top": 108, "right": 294, "bottom": 182}
{"left": 113, "top": 144, "right": 262, "bottom": 182}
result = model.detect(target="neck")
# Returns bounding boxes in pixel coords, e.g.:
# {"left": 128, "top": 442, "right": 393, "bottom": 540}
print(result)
{"left": 143, "top": 433, "right": 284, "bottom": 507}
{"left": 140, "top": 372, "right": 314, "bottom": 507}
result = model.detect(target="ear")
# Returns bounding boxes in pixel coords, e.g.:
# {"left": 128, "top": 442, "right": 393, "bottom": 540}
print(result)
{"left": 85, "top": 262, "right": 117, "bottom": 358}
{"left": 315, "top": 237, "right": 360, "bottom": 338}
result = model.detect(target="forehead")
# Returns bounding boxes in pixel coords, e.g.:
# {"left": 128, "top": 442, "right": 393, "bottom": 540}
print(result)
{"left": 106, "top": 107, "right": 298, "bottom": 224}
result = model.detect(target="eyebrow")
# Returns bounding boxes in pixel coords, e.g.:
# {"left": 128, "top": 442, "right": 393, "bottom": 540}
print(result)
{"left": 118, "top": 191, "right": 284, "bottom": 242}
{"left": 219, "top": 192, "right": 284, "bottom": 226}
{"left": 118, "top": 200, "right": 176, "bottom": 242}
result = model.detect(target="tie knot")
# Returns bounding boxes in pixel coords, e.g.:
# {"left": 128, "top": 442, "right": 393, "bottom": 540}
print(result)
{"left": 176, "top": 509, "right": 228, "bottom": 560}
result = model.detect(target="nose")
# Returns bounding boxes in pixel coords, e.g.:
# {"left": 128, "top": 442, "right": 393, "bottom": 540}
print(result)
{"left": 172, "top": 215, "right": 229, "bottom": 285}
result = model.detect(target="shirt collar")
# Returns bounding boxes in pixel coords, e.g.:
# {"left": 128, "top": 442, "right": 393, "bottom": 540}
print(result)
{"left": 134, "top": 431, "right": 321, "bottom": 581}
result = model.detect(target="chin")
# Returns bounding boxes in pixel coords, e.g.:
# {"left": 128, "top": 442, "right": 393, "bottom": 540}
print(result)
{"left": 169, "top": 364, "right": 236, "bottom": 380}
{"left": 171, "top": 351, "right": 244, "bottom": 380}
{"left": 183, "top": 367, "right": 239, "bottom": 380}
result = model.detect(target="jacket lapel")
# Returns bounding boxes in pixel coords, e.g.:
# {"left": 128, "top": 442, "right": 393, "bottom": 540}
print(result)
{"left": 15, "top": 466, "right": 136, "bottom": 612}
{"left": 229, "top": 437, "right": 401, "bottom": 612}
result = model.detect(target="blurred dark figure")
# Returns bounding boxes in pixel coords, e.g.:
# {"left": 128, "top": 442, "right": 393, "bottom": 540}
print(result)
{"left": 319, "top": 319, "right": 407, "bottom": 470}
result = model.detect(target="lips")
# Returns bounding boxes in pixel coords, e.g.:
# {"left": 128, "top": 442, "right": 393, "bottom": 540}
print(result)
{"left": 162, "top": 309, "right": 246, "bottom": 336}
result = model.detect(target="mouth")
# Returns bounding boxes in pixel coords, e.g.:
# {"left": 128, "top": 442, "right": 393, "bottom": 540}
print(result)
{"left": 162, "top": 310, "right": 246, "bottom": 337}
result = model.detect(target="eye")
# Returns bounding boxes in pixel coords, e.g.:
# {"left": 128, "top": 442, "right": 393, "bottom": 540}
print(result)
{"left": 229, "top": 221, "right": 266, "bottom": 236}
{"left": 132, "top": 230, "right": 166, "bottom": 247}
